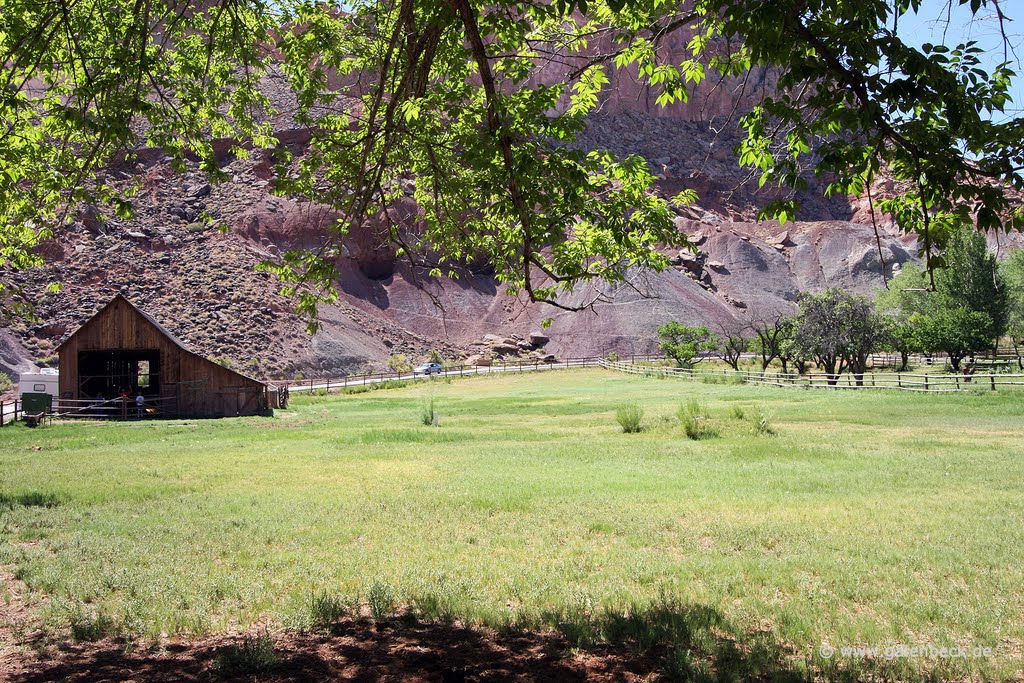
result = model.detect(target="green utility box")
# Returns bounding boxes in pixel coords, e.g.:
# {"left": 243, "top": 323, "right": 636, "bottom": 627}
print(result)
{"left": 21, "top": 392, "right": 53, "bottom": 414}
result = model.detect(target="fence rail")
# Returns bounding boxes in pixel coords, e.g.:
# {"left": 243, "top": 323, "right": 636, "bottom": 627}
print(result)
{"left": 52, "top": 396, "right": 178, "bottom": 420}
{"left": 0, "top": 399, "right": 22, "bottom": 426}
{"left": 600, "top": 360, "right": 1024, "bottom": 393}
{"left": 279, "top": 354, "right": 664, "bottom": 393}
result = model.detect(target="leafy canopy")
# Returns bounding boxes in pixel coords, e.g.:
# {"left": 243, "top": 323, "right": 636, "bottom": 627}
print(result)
{"left": 1, "top": 0, "right": 1022, "bottom": 318}
{"left": 657, "top": 322, "right": 718, "bottom": 367}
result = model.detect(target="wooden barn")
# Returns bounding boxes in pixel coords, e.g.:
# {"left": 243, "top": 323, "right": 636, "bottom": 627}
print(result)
{"left": 57, "top": 295, "right": 269, "bottom": 418}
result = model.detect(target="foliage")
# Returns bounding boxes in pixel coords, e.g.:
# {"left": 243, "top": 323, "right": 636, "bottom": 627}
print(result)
{"left": 935, "top": 227, "right": 1008, "bottom": 341}
{"left": 2, "top": 1, "right": 1022, "bottom": 320}
{"left": 421, "top": 397, "right": 436, "bottom": 426}
{"left": 426, "top": 350, "right": 445, "bottom": 365}
{"left": 367, "top": 581, "right": 396, "bottom": 621}
{"left": 388, "top": 354, "right": 413, "bottom": 374}
{"left": 750, "top": 406, "right": 775, "bottom": 437}
{"left": 70, "top": 611, "right": 116, "bottom": 642}
{"left": 214, "top": 633, "right": 280, "bottom": 674}
{"left": 1003, "top": 250, "right": 1024, "bottom": 367}
{"left": 0, "top": 372, "right": 12, "bottom": 394}
{"left": 307, "top": 591, "right": 349, "bottom": 630}
{"left": 616, "top": 402, "right": 644, "bottom": 433}
{"left": 728, "top": 405, "right": 745, "bottom": 420}
{"left": 678, "top": 399, "right": 718, "bottom": 440}
{"left": 877, "top": 239, "right": 1006, "bottom": 371}
{"left": 911, "top": 307, "right": 993, "bottom": 372}
{"left": 791, "top": 289, "right": 887, "bottom": 384}
{"left": 657, "top": 323, "right": 718, "bottom": 368}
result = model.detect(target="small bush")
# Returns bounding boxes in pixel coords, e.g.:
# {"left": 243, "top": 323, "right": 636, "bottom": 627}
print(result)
{"left": 344, "top": 385, "right": 370, "bottom": 394}
{"left": 420, "top": 397, "right": 436, "bottom": 426}
{"left": 729, "top": 405, "right": 745, "bottom": 420}
{"left": 616, "top": 403, "right": 644, "bottom": 433}
{"left": 605, "top": 351, "right": 620, "bottom": 363}
{"left": 214, "top": 633, "right": 279, "bottom": 674}
{"left": 0, "top": 373, "right": 12, "bottom": 393}
{"left": 70, "top": 612, "right": 116, "bottom": 642}
{"left": 751, "top": 407, "right": 776, "bottom": 436}
{"left": 308, "top": 591, "right": 348, "bottom": 629}
{"left": 678, "top": 400, "right": 718, "bottom": 440}
{"left": 388, "top": 354, "right": 412, "bottom": 374}
{"left": 368, "top": 581, "right": 396, "bottom": 621}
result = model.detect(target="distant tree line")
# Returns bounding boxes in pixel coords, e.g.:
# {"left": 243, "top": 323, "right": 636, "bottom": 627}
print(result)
{"left": 658, "top": 228, "right": 1024, "bottom": 382}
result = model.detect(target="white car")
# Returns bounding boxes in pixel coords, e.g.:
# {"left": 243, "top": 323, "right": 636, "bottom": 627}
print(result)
{"left": 413, "top": 362, "right": 445, "bottom": 376}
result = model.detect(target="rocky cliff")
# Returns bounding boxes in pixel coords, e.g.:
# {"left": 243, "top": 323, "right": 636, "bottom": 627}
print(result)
{"left": 5, "top": 37, "right": 1019, "bottom": 384}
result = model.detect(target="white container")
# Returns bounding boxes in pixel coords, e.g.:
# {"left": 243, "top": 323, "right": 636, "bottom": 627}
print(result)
{"left": 18, "top": 368, "right": 59, "bottom": 398}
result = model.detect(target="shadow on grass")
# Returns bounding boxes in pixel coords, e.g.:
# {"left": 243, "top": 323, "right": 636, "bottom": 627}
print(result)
{"left": 6, "top": 597, "right": 965, "bottom": 682}
{"left": 0, "top": 491, "right": 62, "bottom": 508}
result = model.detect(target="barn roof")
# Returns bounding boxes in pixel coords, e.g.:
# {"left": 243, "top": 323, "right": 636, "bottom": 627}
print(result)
{"left": 57, "top": 294, "right": 265, "bottom": 386}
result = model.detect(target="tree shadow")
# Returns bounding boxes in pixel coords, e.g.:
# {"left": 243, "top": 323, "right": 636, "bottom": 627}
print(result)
{"left": 4, "top": 599, "right": 926, "bottom": 682}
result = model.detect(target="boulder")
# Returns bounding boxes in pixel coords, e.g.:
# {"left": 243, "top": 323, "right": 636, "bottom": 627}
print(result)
{"left": 527, "top": 332, "right": 550, "bottom": 346}
{"left": 465, "top": 354, "right": 492, "bottom": 367}
{"left": 490, "top": 343, "right": 520, "bottom": 355}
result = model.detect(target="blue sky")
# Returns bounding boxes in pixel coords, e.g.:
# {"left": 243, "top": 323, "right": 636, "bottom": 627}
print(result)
{"left": 896, "top": 0, "right": 1024, "bottom": 120}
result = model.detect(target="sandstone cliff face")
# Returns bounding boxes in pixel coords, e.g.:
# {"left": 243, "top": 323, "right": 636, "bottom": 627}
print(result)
{"left": 6, "top": 36, "right": 1017, "bottom": 378}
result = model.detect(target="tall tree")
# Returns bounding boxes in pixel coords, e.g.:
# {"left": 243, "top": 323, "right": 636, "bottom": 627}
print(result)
{"left": 935, "top": 227, "right": 1008, "bottom": 343}
{"left": 1000, "top": 250, "right": 1024, "bottom": 367}
{"left": 1, "top": 0, "right": 1022, "bottom": 319}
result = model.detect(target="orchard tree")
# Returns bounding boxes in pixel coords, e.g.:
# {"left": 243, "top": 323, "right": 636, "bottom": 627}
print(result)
{"left": 911, "top": 308, "right": 993, "bottom": 372}
{"left": 657, "top": 322, "right": 718, "bottom": 368}
{"left": 792, "top": 288, "right": 884, "bottom": 384}
{"left": 715, "top": 325, "right": 749, "bottom": 371}
{"left": 746, "top": 310, "right": 793, "bottom": 371}
{"left": 1, "top": 0, "right": 1023, "bottom": 320}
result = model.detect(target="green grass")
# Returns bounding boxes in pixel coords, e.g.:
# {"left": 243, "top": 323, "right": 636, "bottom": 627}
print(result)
{"left": 1, "top": 369, "right": 1023, "bottom": 679}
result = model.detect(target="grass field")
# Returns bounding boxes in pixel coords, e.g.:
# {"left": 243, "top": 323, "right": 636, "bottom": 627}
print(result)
{"left": 1, "top": 369, "right": 1023, "bottom": 680}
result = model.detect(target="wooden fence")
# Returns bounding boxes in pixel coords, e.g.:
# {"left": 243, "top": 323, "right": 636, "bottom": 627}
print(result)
{"left": 0, "top": 399, "right": 22, "bottom": 426}
{"left": 52, "top": 396, "right": 178, "bottom": 420}
{"left": 600, "top": 360, "right": 1024, "bottom": 393}
{"left": 280, "top": 354, "right": 664, "bottom": 393}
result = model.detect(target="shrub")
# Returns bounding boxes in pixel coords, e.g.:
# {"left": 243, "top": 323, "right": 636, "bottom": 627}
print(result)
{"left": 388, "top": 354, "right": 412, "bottom": 374}
{"left": 729, "top": 405, "right": 745, "bottom": 420}
{"left": 605, "top": 351, "right": 620, "bottom": 363}
{"left": 0, "top": 373, "right": 12, "bottom": 393}
{"left": 214, "top": 632, "right": 279, "bottom": 674}
{"left": 420, "top": 397, "right": 436, "bottom": 426}
{"left": 368, "top": 581, "right": 396, "bottom": 621}
{"left": 70, "top": 612, "right": 116, "bottom": 642}
{"left": 616, "top": 403, "right": 644, "bottom": 433}
{"left": 308, "top": 591, "right": 348, "bottom": 629}
{"left": 751, "top": 407, "right": 776, "bottom": 436}
{"left": 678, "top": 400, "right": 718, "bottom": 440}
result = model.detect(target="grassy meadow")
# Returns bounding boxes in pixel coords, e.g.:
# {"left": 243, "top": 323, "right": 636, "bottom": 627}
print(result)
{"left": 1, "top": 369, "right": 1023, "bottom": 679}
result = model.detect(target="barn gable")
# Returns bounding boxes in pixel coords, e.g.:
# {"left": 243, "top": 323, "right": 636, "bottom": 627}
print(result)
{"left": 57, "top": 295, "right": 268, "bottom": 418}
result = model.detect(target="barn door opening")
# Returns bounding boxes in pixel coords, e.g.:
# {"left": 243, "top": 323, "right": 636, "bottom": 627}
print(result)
{"left": 77, "top": 350, "right": 161, "bottom": 399}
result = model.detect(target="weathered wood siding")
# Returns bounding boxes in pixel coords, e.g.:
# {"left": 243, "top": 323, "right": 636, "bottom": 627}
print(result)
{"left": 58, "top": 296, "right": 267, "bottom": 418}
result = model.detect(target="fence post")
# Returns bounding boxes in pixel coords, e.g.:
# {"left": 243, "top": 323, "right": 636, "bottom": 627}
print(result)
{"left": 924, "top": 375, "right": 929, "bottom": 391}
{"left": 897, "top": 373, "right": 901, "bottom": 388}
{"left": 991, "top": 374, "right": 996, "bottom": 391}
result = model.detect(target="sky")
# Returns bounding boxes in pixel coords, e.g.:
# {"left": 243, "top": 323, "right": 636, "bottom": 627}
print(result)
{"left": 896, "top": 0, "right": 1024, "bottom": 121}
